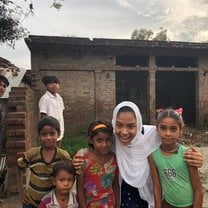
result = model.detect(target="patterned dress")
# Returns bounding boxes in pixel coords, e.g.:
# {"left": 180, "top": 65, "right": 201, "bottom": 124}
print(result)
{"left": 78, "top": 148, "right": 118, "bottom": 208}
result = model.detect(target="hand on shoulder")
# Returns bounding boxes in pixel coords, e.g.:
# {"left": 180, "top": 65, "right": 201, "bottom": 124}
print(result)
{"left": 184, "top": 146, "right": 203, "bottom": 168}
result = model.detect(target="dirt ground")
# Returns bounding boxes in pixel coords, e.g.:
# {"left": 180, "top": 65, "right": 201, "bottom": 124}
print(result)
{"left": 1, "top": 127, "right": 208, "bottom": 208}
{"left": 199, "top": 147, "right": 208, "bottom": 208}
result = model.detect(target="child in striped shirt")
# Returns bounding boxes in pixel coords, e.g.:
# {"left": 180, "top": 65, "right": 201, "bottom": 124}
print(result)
{"left": 17, "top": 116, "right": 71, "bottom": 208}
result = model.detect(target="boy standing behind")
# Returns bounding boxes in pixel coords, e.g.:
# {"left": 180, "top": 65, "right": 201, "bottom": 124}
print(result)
{"left": 39, "top": 75, "right": 65, "bottom": 146}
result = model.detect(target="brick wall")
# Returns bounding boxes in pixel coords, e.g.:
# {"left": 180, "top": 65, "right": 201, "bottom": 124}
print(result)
{"left": 4, "top": 68, "right": 115, "bottom": 193}
{"left": 32, "top": 49, "right": 116, "bottom": 135}
{"left": 200, "top": 72, "right": 208, "bottom": 126}
{"left": 5, "top": 86, "right": 39, "bottom": 193}
{"left": 27, "top": 37, "right": 208, "bottom": 129}
{"left": 36, "top": 69, "right": 115, "bottom": 135}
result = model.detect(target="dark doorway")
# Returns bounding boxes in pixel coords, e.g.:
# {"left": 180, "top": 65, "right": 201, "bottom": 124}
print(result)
{"left": 116, "top": 71, "right": 148, "bottom": 124}
{"left": 156, "top": 71, "right": 196, "bottom": 125}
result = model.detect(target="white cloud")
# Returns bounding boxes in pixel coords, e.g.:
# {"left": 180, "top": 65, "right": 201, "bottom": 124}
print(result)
{"left": 117, "top": 0, "right": 133, "bottom": 8}
{"left": 1, "top": 0, "right": 208, "bottom": 68}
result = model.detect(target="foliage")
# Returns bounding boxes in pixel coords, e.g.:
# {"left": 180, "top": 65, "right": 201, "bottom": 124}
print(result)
{"left": 0, "top": 0, "right": 29, "bottom": 47}
{"left": 50, "top": 1, "right": 63, "bottom": 10}
{"left": 131, "top": 27, "right": 168, "bottom": 41}
{"left": 153, "top": 27, "right": 168, "bottom": 41}
{"left": 61, "top": 135, "right": 88, "bottom": 157}
{"left": 0, "top": 0, "right": 64, "bottom": 47}
{"left": 131, "top": 28, "right": 154, "bottom": 40}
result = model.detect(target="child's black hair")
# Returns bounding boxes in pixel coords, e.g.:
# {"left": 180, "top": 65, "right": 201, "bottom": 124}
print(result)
{"left": 38, "top": 116, "right": 60, "bottom": 134}
{"left": 156, "top": 108, "right": 184, "bottom": 130}
{"left": 87, "top": 120, "right": 113, "bottom": 148}
{"left": 0, "top": 75, "right": 9, "bottom": 86}
{"left": 52, "top": 161, "right": 76, "bottom": 178}
{"left": 42, "top": 75, "right": 60, "bottom": 85}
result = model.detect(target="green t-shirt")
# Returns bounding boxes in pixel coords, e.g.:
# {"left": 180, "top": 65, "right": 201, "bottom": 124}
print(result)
{"left": 152, "top": 145, "right": 193, "bottom": 207}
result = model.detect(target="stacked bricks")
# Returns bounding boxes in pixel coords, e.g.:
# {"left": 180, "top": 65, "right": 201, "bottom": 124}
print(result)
{"left": 5, "top": 87, "right": 39, "bottom": 193}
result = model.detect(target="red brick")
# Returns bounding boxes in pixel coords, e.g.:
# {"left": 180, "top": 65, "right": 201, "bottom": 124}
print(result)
{"left": 16, "top": 141, "right": 26, "bottom": 148}
{"left": 6, "top": 112, "right": 26, "bottom": 119}
{"left": 16, "top": 152, "right": 25, "bottom": 158}
{"left": 6, "top": 130, "right": 15, "bottom": 137}
{"left": 5, "top": 86, "right": 39, "bottom": 194}
{"left": 5, "top": 141, "right": 16, "bottom": 148}
{"left": 9, "top": 91, "right": 27, "bottom": 97}
{"left": 16, "top": 106, "right": 26, "bottom": 111}
{"left": 6, "top": 118, "right": 25, "bottom": 125}
{"left": 8, "top": 101, "right": 26, "bottom": 107}
{"left": 7, "top": 156, "right": 17, "bottom": 166}
{"left": 11, "top": 87, "right": 28, "bottom": 91}
{"left": 8, "top": 96, "right": 26, "bottom": 102}
{"left": 15, "top": 130, "right": 26, "bottom": 137}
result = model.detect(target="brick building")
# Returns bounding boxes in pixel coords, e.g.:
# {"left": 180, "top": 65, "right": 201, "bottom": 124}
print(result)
{"left": 4, "top": 35, "right": 208, "bottom": 194}
{"left": 25, "top": 35, "right": 208, "bottom": 131}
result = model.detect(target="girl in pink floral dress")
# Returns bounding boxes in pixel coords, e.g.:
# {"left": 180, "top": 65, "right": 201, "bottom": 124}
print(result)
{"left": 76, "top": 120, "right": 119, "bottom": 208}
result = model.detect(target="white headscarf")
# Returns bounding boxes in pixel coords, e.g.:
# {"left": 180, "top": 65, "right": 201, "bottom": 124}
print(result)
{"left": 112, "top": 101, "right": 161, "bottom": 207}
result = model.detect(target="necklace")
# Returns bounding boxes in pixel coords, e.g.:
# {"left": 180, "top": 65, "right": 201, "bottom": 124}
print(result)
{"left": 160, "top": 143, "right": 179, "bottom": 154}
{"left": 56, "top": 197, "right": 69, "bottom": 208}
{"left": 55, "top": 190, "right": 69, "bottom": 202}
{"left": 56, "top": 196, "right": 67, "bottom": 201}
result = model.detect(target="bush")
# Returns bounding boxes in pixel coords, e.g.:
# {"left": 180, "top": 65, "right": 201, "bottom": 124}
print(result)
{"left": 61, "top": 135, "right": 87, "bottom": 157}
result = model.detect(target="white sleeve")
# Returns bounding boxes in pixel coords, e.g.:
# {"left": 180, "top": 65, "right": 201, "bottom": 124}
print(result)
{"left": 39, "top": 96, "right": 48, "bottom": 114}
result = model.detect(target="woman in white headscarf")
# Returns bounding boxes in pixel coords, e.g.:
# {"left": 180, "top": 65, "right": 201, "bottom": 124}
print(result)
{"left": 73, "top": 101, "right": 203, "bottom": 208}
{"left": 112, "top": 101, "right": 160, "bottom": 208}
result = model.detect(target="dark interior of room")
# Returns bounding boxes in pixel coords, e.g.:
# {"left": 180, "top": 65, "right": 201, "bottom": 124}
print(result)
{"left": 116, "top": 55, "right": 149, "bottom": 67}
{"left": 115, "top": 55, "right": 196, "bottom": 125}
{"left": 116, "top": 71, "right": 148, "bottom": 123}
{"left": 156, "top": 56, "right": 198, "bottom": 67}
{"left": 156, "top": 71, "right": 196, "bottom": 125}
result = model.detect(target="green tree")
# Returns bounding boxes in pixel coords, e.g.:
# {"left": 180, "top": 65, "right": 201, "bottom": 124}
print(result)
{"left": 0, "top": 0, "right": 64, "bottom": 47}
{"left": 131, "top": 28, "right": 154, "bottom": 40}
{"left": 153, "top": 27, "right": 168, "bottom": 41}
{"left": 131, "top": 27, "right": 169, "bottom": 41}
{"left": 0, "top": 0, "right": 29, "bottom": 47}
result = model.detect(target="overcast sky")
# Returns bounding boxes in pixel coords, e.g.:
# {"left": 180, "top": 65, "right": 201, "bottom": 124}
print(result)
{"left": 1, "top": 0, "right": 208, "bottom": 69}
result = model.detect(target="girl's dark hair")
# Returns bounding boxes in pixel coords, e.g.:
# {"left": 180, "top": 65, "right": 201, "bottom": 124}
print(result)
{"left": 53, "top": 161, "right": 76, "bottom": 178}
{"left": 157, "top": 108, "right": 184, "bottom": 129}
{"left": 87, "top": 120, "right": 113, "bottom": 148}
{"left": 38, "top": 116, "right": 60, "bottom": 134}
{"left": 117, "top": 106, "right": 136, "bottom": 117}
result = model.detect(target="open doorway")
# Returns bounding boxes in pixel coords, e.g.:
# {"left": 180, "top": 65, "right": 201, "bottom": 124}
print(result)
{"left": 116, "top": 71, "right": 149, "bottom": 123}
{"left": 156, "top": 71, "right": 196, "bottom": 125}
